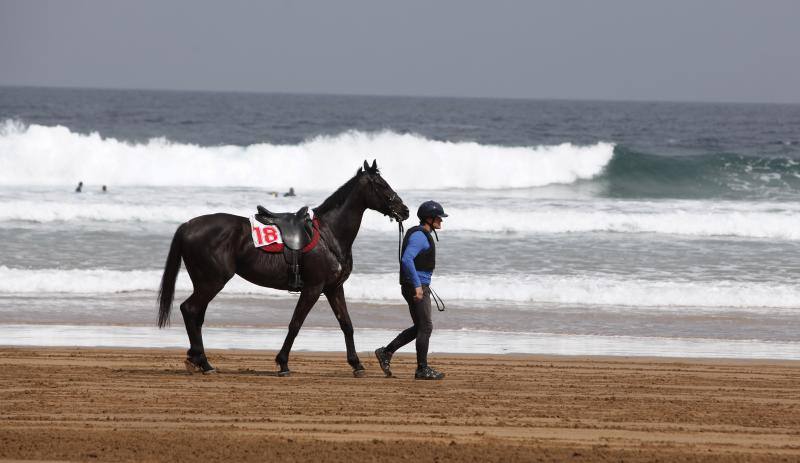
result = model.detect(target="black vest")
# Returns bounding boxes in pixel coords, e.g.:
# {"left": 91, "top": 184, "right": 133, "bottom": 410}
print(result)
{"left": 399, "top": 226, "right": 436, "bottom": 284}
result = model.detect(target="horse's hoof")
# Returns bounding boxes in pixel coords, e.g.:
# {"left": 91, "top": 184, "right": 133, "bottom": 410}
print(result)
{"left": 184, "top": 359, "right": 202, "bottom": 374}
{"left": 185, "top": 359, "right": 216, "bottom": 374}
{"left": 353, "top": 369, "right": 366, "bottom": 378}
{"left": 277, "top": 369, "right": 291, "bottom": 377}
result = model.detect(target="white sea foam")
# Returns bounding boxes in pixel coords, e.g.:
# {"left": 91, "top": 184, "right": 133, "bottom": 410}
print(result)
{"left": 0, "top": 120, "right": 613, "bottom": 189}
{"left": 346, "top": 274, "right": 799, "bottom": 310}
{"left": 0, "top": 200, "right": 195, "bottom": 223}
{"left": 1, "top": 324, "right": 798, "bottom": 359}
{"left": 437, "top": 205, "right": 800, "bottom": 239}
{"left": 1, "top": 267, "right": 797, "bottom": 310}
{"left": 2, "top": 197, "right": 800, "bottom": 240}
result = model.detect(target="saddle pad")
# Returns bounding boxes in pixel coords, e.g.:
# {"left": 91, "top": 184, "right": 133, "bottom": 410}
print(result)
{"left": 250, "top": 216, "right": 322, "bottom": 254}
{"left": 250, "top": 216, "right": 283, "bottom": 248}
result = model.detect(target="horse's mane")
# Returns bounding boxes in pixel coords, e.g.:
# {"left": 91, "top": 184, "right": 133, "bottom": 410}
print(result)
{"left": 313, "top": 172, "right": 362, "bottom": 216}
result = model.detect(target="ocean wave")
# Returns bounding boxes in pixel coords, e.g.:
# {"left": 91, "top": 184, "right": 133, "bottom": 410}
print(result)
{"left": 599, "top": 146, "right": 800, "bottom": 199}
{"left": 0, "top": 120, "right": 613, "bottom": 189}
{"left": 1, "top": 267, "right": 797, "bottom": 310}
{"left": 2, "top": 200, "right": 799, "bottom": 240}
{"left": 440, "top": 205, "right": 800, "bottom": 239}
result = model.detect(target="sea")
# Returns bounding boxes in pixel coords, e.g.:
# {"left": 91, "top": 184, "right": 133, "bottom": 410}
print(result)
{"left": 1, "top": 86, "right": 799, "bottom": 360}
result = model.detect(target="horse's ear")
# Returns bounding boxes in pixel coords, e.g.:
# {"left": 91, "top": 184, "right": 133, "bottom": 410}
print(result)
{"left": 363, "top": 160, "right": 370, "bottom": 171}
{"left": 357, "top": 167, "right": 363, "bottom": 175}
{"left": 371, "top": 159, "right": 378, "bottom": 172}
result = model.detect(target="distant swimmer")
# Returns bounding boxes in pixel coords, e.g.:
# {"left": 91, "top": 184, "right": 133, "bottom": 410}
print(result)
{"left": 283, "top": 187, "right": 296, "bottom": 197}
{"left": 75, "top": 181, "right": 83, "bottom": 193}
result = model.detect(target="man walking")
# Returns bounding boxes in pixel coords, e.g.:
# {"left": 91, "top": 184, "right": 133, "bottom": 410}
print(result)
{"left": 375, "top": 200, "right": 447, "bottom": 380}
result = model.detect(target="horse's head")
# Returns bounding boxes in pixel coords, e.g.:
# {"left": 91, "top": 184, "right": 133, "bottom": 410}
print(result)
{"left": 357, "top": 160, "right": 409, "bottom": 222}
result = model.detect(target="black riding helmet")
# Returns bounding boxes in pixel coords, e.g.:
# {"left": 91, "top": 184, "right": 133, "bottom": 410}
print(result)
{"left": 416, "top": 200, "right": 447, "bottom": 242}
{"left": 417, "top": 200, "right": 448, "bottom": 221}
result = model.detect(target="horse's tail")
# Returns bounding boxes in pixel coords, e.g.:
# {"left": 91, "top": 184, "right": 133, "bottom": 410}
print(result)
{"left": 157, "top": 225, "right": 184, "bottom": 328}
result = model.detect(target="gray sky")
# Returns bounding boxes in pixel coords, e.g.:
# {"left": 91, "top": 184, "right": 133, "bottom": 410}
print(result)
{"left": 1, "top": 0, "right": 799, "bottom": 103}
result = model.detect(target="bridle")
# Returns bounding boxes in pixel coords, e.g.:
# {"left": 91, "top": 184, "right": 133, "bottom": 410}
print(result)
{"left": 366, "top": 175, "right": 405, "bottom": 260}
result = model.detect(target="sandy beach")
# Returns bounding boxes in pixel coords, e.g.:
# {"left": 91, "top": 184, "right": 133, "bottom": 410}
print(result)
{"left": 1, "top": 348, "right": 799, "bottom": 462}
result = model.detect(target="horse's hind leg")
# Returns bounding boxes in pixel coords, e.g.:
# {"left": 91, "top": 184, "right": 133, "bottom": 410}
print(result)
{"left": 180, "top": 283, "right": 225, "bottom": 373}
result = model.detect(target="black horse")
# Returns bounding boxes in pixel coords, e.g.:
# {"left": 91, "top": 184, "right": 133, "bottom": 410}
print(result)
{"left": 157, "top": 160, "right": 409, "bottom": 376}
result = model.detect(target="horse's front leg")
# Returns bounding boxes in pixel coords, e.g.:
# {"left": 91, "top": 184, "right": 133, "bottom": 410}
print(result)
{"left": 324, "top": 284, "right": 365, "bottom": 377}
{"left": 275, "top": 284, "right": 323, "bottom": 376}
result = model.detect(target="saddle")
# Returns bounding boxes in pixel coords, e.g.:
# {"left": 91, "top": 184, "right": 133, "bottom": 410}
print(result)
{"left": 255, "top": 205, "right": 315, "bottom": 292}
{"left": 255, "top": 205, "right": 314, "bottom": 250}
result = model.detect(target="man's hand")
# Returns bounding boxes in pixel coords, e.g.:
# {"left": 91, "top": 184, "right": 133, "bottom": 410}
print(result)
{"left": 414, "top": 286, "right": 424, "bottom": 302}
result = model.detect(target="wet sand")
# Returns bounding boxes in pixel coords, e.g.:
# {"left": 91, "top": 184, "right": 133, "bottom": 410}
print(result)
{"left": 1, "top": 347, "right": 799, "bottom": 462}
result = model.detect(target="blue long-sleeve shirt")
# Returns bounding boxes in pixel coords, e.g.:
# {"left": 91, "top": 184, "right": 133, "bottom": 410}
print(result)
{"left": 400, "top": 230, "right": 432, "bottom": 287}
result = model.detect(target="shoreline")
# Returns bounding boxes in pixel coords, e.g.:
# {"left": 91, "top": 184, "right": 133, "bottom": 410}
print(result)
{"left": 1, "top": 323, "right": 799, "bottom": 360}
{"left": 2, "top": 347, "right": 799, "bottom": 462}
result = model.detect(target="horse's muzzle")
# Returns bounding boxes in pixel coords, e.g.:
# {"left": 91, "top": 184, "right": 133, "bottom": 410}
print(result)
{"left": 391, "top": 204, "right": 410, "bottom": 222}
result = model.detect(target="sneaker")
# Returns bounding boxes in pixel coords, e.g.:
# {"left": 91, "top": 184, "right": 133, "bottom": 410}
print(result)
{"left": 414, "top": 366, "right": 445, "bottom": 380}
{"left": 374, "top": 347, "right": 393, "bottom": 377}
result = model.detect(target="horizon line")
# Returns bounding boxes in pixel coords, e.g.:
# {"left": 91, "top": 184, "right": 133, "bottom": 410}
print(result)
{"left": 1, "top": 83, "right": 798, "bottom": 107}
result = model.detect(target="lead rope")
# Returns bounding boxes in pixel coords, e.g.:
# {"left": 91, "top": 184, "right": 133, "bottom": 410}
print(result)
{"left": 397, "top": 221, "right": 404, "bottom": 262}
{"left": 430, "top": 286, "right": 446, "bottom": 312}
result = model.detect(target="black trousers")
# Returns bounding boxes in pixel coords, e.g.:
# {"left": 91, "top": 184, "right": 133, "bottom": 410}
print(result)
{"left": 386, "top": 284, "right": 432, "bottom": 368}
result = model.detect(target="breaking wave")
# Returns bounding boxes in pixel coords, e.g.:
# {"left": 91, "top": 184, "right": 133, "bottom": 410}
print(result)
{"left": 0, "top": 120, "right": 613, "bottom": 189}
{"left": 598, "top": 146, "right": 800, "bottom": 199}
